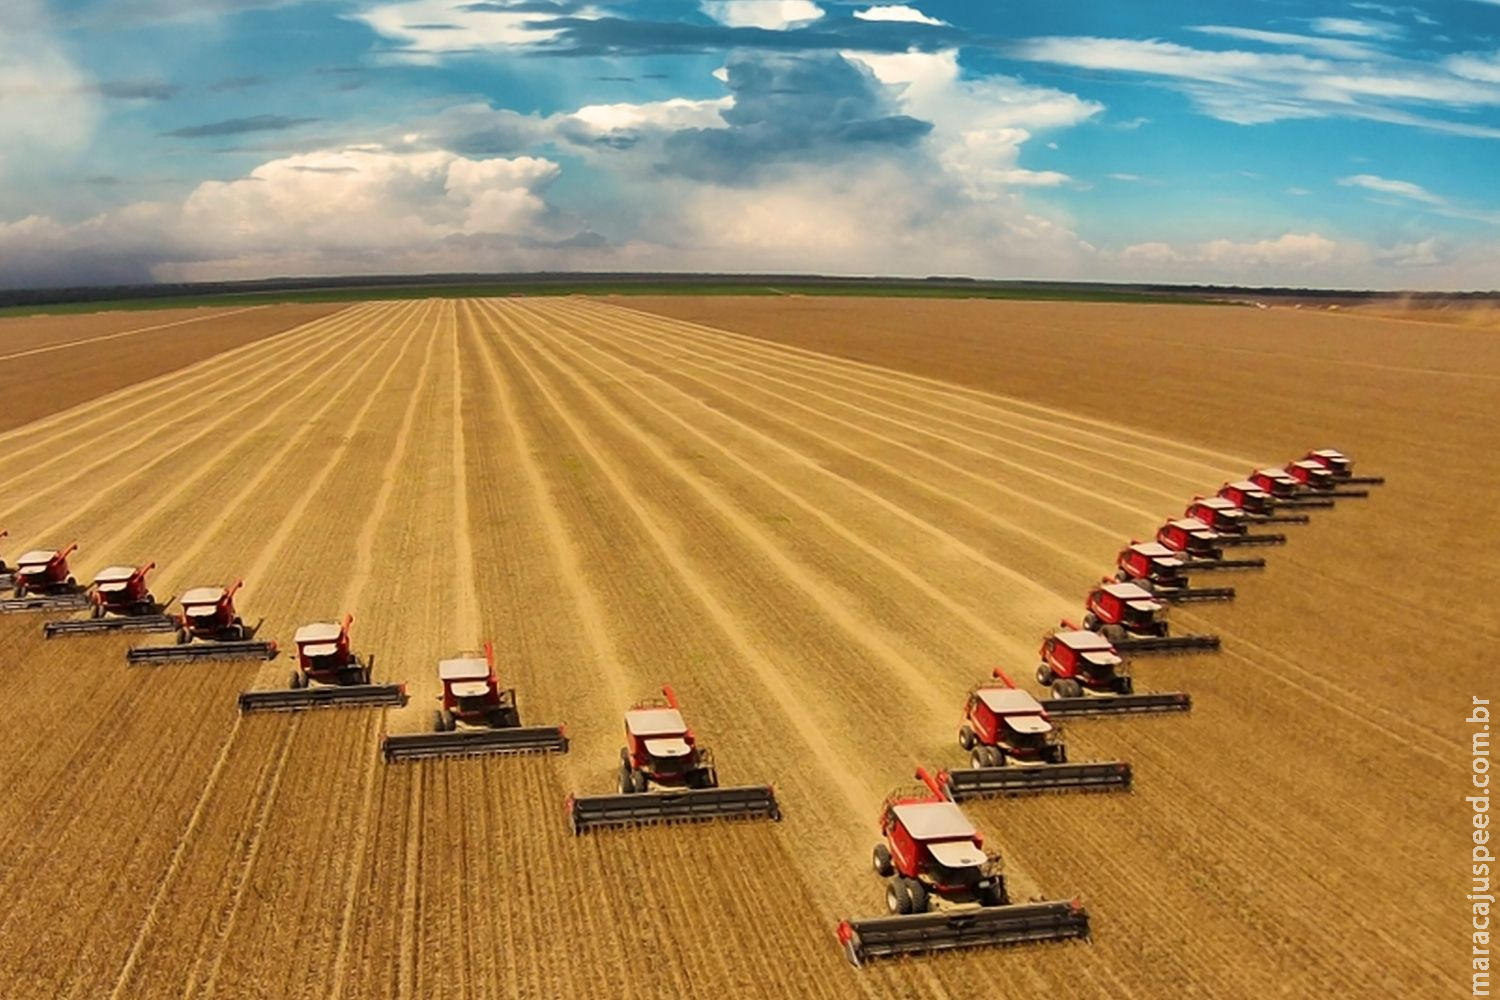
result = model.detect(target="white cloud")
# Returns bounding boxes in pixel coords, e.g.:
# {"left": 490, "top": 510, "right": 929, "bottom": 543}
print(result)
{"left": 1447, "top": 51, "right": 1500, "bottom": 85}
{"left": 699, "top": 1, "right": 823, "bottom": 30}
{"left": 1310, "top": 17, "right": 1401, "bottom": 40}
{"left": 351, "top": 0, "right": 576, "bottom": 59}
{"left": 853, "top": 5, "right": 945, "bottom": 26}
{"left": 847, "top": 49, "right": 1100, "bottom": 196}
{"left": 1189, "top": 25, "right": 1385, "bottom": 60}
{"left": 568, "top": 97, "right": 731, "bottom": 133}
{"left": 0, "top": 0, "right": 100, "bottom": 175}
{"left": 1107, "top": 172, "right": 1142, "bottom": 181}
{"left": 1338, "top": 173, "right": 1443, "bottom": 204}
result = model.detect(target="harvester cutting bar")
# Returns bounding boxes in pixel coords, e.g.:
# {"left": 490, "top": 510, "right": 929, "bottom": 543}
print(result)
{"left": 45, "top": 614, "right": 178, "bottom": 638}
{"left": 837, "top": 900, "right": 1089, "bottom": 966}
{"left": 1157, "top": 586, "right": 1234, "bottom": 603}
{"left": 239, "top": 684, "right": 407, "bottom": 714}
{"left": 1274, "top": 496, "right": 1333, "bottom": 509}
{"left": 1248, "top": 512, "right": 1310, "bottom": 525}
{"left": 1215, "top": 532, "right": 1285, "bottom": 547}
{"left": 1306, "top": 488, "right": 1369, "bottom": 499}
{"left": 568, "top": 784, "right": 782, "bottom": 834}
{"left": 1343, "top": 475, "right": 1385, "bottom": 485}
{"left": 0, "top": 592, "right": 93, "bottom": 614}
{"left": 127, "top": 640, "right": 277, "bottom": 664}
{"left": 1180, "top": 557, "right": 1265, "bottom": 572}
{"left": 381, "top": 725, "right": 568, "bottom": 762}
{"left": 1112, "top": 633, "right": 1220, "bottom": 654}
{"left": 1045, "top": 692, "right": 1192, "bottom": 716}
{"left": 940, "top": 762, "right": 1131, "bottom": 800}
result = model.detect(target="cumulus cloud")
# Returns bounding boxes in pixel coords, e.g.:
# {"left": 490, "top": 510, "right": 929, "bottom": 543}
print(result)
{"left": 853, "top": 5, "right": 945, "bottom": 26}
{"left": 700, "top": 1, "right": 823, "bottom": 30}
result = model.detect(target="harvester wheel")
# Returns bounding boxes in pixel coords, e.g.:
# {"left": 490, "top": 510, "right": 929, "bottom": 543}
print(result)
{"left": 289, "top": 671, "right": 306, "bottom": 690}
{"left": 176, "top": 628, "right": 190, "bottom": 645}
{"left": 618, "top": 765, "right": 634, "bottom": 795}
{"left": 437, "top": 709, "right": 456, "bottom": 733}
{"left": 980, "top": 879, "right": 1009, "bottom": 907}
{"left": 872, "top": 845, "right": 894, "bottom": 877}
{"left": 629, "top": 769, "right": 649, "bottom": 794}
{"left": 1035, "top": 664, "right": 1054, "bottom": 687}
{"left": 885, "top": 880, "right": 912, "bottom": 915}
{"left": 1115, "top": 676, "right": 1135, "bottom": 695}
{"left": 14, "top": 582, "right": 26, "bottom": 598}
{"left": 958, "top": 726, "right": 975, "bottom": 751}
{"left": 1083, "top": 613, "right": 1100, "bottom": 630}
{"left": 1056, "top": 679, "right": 1083, "bottom": 699}
{"left": 91, "top": 603, "right": 104, "bottom": 620}
{"left": 907, "top": 880, "right": 929, "bottom": 914}
{"left": 1101, "top": 624, "right": 1127, "bottom": 645}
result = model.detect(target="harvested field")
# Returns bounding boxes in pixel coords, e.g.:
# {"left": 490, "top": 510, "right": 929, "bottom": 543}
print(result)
{"left": 0, "top": 302, "right": 349, "bottom": 431}
{"left": 0, "top": 296, "right": 1479, "bottom": 997}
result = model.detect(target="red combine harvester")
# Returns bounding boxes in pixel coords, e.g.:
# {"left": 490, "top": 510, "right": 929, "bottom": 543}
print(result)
{"left": 1304, "top": 448, "right": 1384, "bottom": 486}
{"left": 0, "top": 531, "right": 12, "bottom": 590}
{"left": 44, "top": 562, "right": 177, "bottom": 636}
{"left": 1, "top": 543, "right": 91, "bottom": 614}
{"left": 835, "top": 768, "right": 1089, "bottom": 965}
{"left": 1213, "top": 482, "right": 1311, "bottom": 524}
{"left": 1115, "top": 542, "right": 1235, "bottom": 603}
{"left": 126, "top": 580, "right": 277, "bottom": 663}
{"left": 1082, "top": 581, "right": 1219, "bottom": 653}
{"left": 381, "top": 644, "right": 567, "bottom": 761}
{"left": 1035, "top": 625, "right": 1192, "bottom": 717}
{"left": 567, "top": 685, "right": 781, "bottom": 832}
{"left": 238, "top": 614, "right": 406, "bottom": 712}
{"left": 1182, "top": 498, "right": 1286, "bottom": 546}
{"left": 937, "top": 669, "right": 1131, "bottom": 799}
{"left": 1155, "top": 519, "right": 1265, "bottom": 571}
{"left": 1287, "top": 459, "right": 1368, "bottom": 498}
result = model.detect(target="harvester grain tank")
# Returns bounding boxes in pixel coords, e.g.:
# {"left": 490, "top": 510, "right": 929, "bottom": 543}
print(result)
{"left": 126, "top": 580, "right": 277, "bottom": 663}
{"left": 238, "top": 614, "right": 406, "bottom": 712}
{"left": 1035, "top": 626, "right": 1192, "bottom": 717}
{"left": 1082, "top": 581, "right": 1219, "bottom": 653}
{"left": 1115, "top": 542, "right": 1235, "bottom": 602}
{"left": 44, "top": 562, "right": 177, "bottom": 636}
{"left": 939, "top": 669, "right": 1131, "bottom": 799}
{"left": 1, "top": 543, "right": 91, "bottom": 613}
{"left": 567, "top": 685, "right": 781, "bottom": 832}
{"left": 381, "top": 643, "right": 567, "bottom": 761}
{"left": 1304, "top": 447, "right": 1384, "bottom": 485}
{"left": 1154, "top": 519, "right": 1266, "bottom": 571}
{"left": 835, "top": 767, "right": 1090, "bottom": 965}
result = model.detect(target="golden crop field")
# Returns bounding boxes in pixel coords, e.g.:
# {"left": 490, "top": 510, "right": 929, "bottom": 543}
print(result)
{"left": 0, "top": 295, "right": 1482, "bottom": 998}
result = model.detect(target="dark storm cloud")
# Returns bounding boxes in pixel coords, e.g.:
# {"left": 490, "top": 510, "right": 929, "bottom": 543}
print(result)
{"left": 661, "top": 52, "right": 931, "bottom": 182}
{"left": 523, "top": 15, "right": 964, "bottom": 57}
{"left": 163, "top": 114, "right": 320, "bottom": 138}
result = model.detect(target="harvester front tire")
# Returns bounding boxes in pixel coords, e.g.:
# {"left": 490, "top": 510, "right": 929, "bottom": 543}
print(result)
{"left": 629, "top": 769, "right": 649, "bottom": 794}
{"left": 958, "top": 726, "right": 975, "bottom": 751}
{"left": 1036, "top": 664, "right": 1055, "bottom": 686}
{"left": 872, "top": 844, "right": 894, "bottom": 877}
{"left": 886, "top": 880, "right": 912, "bottom": 916}
{"left": 907, "top": 880, "right": 929, "bottom": 914}
{"left": 981, "top": 880, "right": 1009, "bottom": 907}
{"left": 1056, "top": 679, "right": 1083, "bottom": 699}
{"left": 618, "top": 765, "right": 634, "bottom": 795}
{"left": 1083, "top": 613, "right": 1099, "bottom": 631}
{"left": 1101, "top": 624, "right": 1127, "bottom": 645}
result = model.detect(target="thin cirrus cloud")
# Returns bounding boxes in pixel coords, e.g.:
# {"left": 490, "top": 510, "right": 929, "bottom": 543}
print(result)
{"left": 1340, "top": 173, "right": 1500, "bottom": 224}
{"left": 162, "top": 114, "right": 321, "bottom": 138}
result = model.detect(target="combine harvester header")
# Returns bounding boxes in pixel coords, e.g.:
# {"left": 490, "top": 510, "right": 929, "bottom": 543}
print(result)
{"left": 1036, "top": 627, "right": 1193, "bottom": 717}
{"left": 940, "top": 670, "right": 1131, "bottom": 800}
{"left": 836, "top": 767, "right": 1090, "bottom": 966}
{"left": 1304, "top": 447, "right": 1384, "bottom": 486}
{"left": 239, "top": 615, "right": 406, "bottom": 712}
{"left": 382, "top": 644, "right": 567, "bottom": 762}
{"left": 568, "top": 684, "right": 781, "bottom": 833}
{"left": 127, "top": 580, "right": 277, "bottom": 663}
{"left": 1, "top": 543, "right": 91, "bottom": 614}
{"left": 45, "top": 562, "right": 177, "bottom": 637}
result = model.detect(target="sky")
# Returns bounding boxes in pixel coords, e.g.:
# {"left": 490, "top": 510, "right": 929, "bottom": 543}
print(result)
{"left": 3, "top": 0, "right": 1500, "bottom": 290}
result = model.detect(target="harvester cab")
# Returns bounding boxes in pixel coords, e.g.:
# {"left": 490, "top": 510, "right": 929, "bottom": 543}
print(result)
{"left": 237, "top": 614, "right": 406, "bottom": 713}
{"left": 958, "top": 671, "right": 1064, "bottom": 768}
{"left": 1036, "top": 626, "right": 1130, "bottom": 698}
{"left": 1083, "top": 581, "right": 1221, "bottom": 654}
{"left": 1116, "top": 541, "right": 1189, "bottom": 590}
{"left": 1304, "top": 447, "right": 1385, "bottom": 486}
{"left": 567, "top": 685, "right": 781, "bottom": 833}
{"left": 44, "top": 562, "right": 177, "bottom": 637}
{"left": 2, "top": 543, "right": 91, "bottom": 613}
{"left": 1250, "top": 467, "right": 1301, "bottom": 498}
{"left": 1217, "top": 480, "right": 1273, "bottom": 516}
{"left": 1186, "top": 497, "right": 1287, "bottom": 547}
{"left": 1155, "top": 518, "right": 1221, "bottom": 560}
{"left": 380, "top": 644, "right": 567, "bottom": 761}
{"left": 940, "top": 669, "right": 1132, "bottom": 799}
{"left": 126, "top": 579, "right": 277, "bottom": 663}
{"left": 835, "top": 768, "right": 1090, "bottom": 965}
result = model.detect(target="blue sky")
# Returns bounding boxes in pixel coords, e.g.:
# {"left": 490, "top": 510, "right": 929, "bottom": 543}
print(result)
{"left": 3, "top": 0, "right": 1499, "bottom": 289}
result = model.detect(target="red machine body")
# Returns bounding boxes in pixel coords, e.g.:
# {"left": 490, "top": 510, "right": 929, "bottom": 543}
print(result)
{"left": 177, "top": 579, "right": 249, "bottom": 642}
{"left": 958, "top": 669, "right": 1065, "bottom": 767}
{"left": 1285, "top": 459, "right": 1336, "bottom": 490}
{"left": 1084, "top": 581, "right": 1167, "bottom": 640}
{"left": 1156, "top": 518, "right": 1220, "bottom": 558}
{"left": 434, "top": 643, "right": 519, "bottom": 731}
{"left": 1217, "top": 480, "right": 1274, "bottom": 516}
{"left": 1116, "top": 541, "right": 1190, "bottom": 591}
{"left": 870, "top": 768, "right": 1007, "bottom": 914}
{"left": 1035, "top": 625, "right": 1131, "bottom": 698}
{"left": 13, "top": 543, "right": 79, "bottom": 596}
{"left": 1249, "top": 467, "right": 1301, "bottom": 498}
{"left": 291, "top": 614, "right": 370, "bottom": 687}
{"left": 91, "top": 562, "right": 158, "bottom": 617}
{"left": 619, "top": 684, "right": 719, "bottom": 793}
{"left": 1183, "top": 497, "right": 1248, "bottom": 535}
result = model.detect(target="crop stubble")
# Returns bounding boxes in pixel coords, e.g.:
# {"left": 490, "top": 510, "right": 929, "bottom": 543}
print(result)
{"left": 0, "top": 295, "right": 1472, "bottom": 997}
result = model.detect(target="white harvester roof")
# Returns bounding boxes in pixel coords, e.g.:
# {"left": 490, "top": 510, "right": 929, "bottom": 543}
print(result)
{"left": 16, "top": 550, "right": 57, "bottom": 569}
{"left": 1166, "top": 517, "right": 1217, "bottom": 537}
{"left": 627, "top": 708, "right": 691, "bottom": 758}
{"left": 439, "top": 656, "right": 492, "bottom": 699}
{"left": 1131, "top": 541, "right": 1183, "bottom": 563}
{"left": 975, "top": 687, "right": 1045, "bottom": 717}
{"left": 928, "top": 839, "right": 989, "bottom": 869}
{"left": 1055, "top": 629, "right": 1122, "bottom": 668}
{"left": 1005, "top": 715, "right": 1052, "bottom": 736}
{"left": 181, "top": 586, "right": 226, "bottom": 607}
{"left": 1194, "top": 497, "right": 1241, "bottom": 512}
{"left": 94, "top": 565, "right": 137, "bottom": 593}
{"left": 1311, "top": 448, "right": 1347, "bottom": 461}
{"left": 1102, "top": 581, "right": 1163, "bottom": 613}
{"left": 1225, "top": 480, "right": 1268, "bottom": 494}
{"left": 893, "top": 801, "right": 977, "bottom": 842}
{"left": 1255, "top": 467, "right": 1297, "bottom": 481}
{"left": 1289, "top": 459, "right": 1328, "bottom": 472}
{"left": 294, "top": 621, "right": 343, "bottom": 657}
